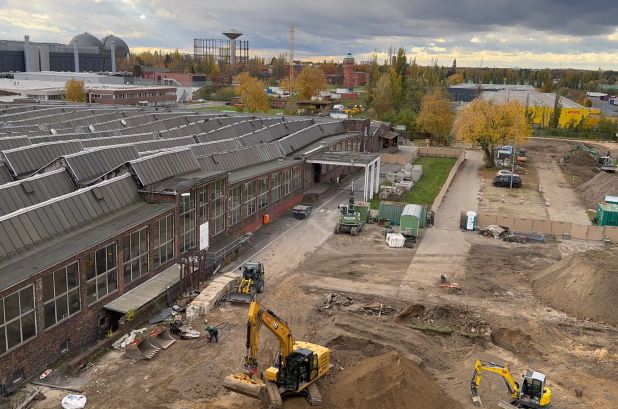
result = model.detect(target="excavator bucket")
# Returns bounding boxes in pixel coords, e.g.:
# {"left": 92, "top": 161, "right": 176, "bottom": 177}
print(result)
{"left": 227, "top": 292, "right": 255, "bottom": 304}
{"left": 148, "top": 326, "right": 176, "bottom": 349}
{"left": 222, "top": 374, "right": 267, "bottom": 401}
{"left": 124, "top": 335, "right": 161, "bottom": 360}
{"left": 471, "top": 393, "right": 482, "bottom": 406}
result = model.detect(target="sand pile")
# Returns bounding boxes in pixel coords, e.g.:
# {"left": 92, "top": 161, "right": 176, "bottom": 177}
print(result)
{"left": 321, "top": 351, "right": 463, "bottom": 409}
{"left": 575, "top": 172, "right": 618, "bottom": 209}
{"left": 534, "top": 250, "right": 618, "bottom": 325}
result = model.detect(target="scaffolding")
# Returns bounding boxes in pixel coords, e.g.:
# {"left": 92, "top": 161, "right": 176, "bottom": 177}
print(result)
{"left": 193, "top": 38, "right": 249, "bottom": 65}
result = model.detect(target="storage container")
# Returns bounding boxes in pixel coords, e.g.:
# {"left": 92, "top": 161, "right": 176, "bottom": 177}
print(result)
{"left": 378, "top": 202, "right": 407, "bottom": 225}
{"left": 399, "top": 204, "right": 424, "bottom": 237}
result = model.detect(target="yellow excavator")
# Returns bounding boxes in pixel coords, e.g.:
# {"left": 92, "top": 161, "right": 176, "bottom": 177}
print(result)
{"left": 223, "top": 300, "right": 331, "bottom": 408}
{"left": 471, "top": 360, "right": 552, "bottom": 409}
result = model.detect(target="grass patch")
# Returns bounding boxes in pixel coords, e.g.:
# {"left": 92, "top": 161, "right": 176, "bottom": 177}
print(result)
{"left": 406, "top": 157, "right": 457, "bottom": 207}
{"left": 409, "top": 322, "right": 454, "bottom": 334}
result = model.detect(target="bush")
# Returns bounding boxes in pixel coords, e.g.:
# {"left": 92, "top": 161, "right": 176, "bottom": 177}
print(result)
{"left": 211, "top": 86, "right": 237, "bottom": 102}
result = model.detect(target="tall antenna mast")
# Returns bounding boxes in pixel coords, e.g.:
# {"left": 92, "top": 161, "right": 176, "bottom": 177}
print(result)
{"left": 289, "top": 22, "right": 295, "bottom": 85}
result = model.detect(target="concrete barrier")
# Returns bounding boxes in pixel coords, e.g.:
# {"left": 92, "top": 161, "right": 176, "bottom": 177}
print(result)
{"left": 185, "top": 272, "right": 238, "bottom": 322}
{"left": 431, "top": 153, "right": 465, "bottom": 213}
{"left": 418, "top": 147, "right": 463, "bottom": 158}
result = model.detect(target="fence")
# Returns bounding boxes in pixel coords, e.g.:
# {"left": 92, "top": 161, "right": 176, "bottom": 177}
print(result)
{"left": 418, "top": 147, "right": 463, "bottom": 158}
{"left": 380, "top": 145, "right": 419, "bottom": 165}
{"left": 476, "top": 211, "right": 617, "bottom": 242}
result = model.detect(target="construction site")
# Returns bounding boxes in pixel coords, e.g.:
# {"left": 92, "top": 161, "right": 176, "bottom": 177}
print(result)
{"left": 0, "top": 104, "right": 616, "bottom": 409}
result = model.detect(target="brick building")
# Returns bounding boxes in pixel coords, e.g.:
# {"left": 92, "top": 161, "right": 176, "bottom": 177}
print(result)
{"left": 0, "top": 105, "right": 392, "bottom": 392}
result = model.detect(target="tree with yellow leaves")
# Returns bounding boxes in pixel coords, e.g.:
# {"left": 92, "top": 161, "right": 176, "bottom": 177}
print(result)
{"left": 294, "top": 66, "right": 326, "bottom": 100}
{"left": 454, "top": 99, "right": 531, "bottom": 166}
{"left": 234, "top": 72, "right": 270, "bottom": 113}
{"left": 417, "top": 90, "right": 454, "bottom": 144}
{"left": 446, "top": 73, "right": 464, "bottom": 86}
{"left": 65, "top": 80, "right": 86, "bottom": 102}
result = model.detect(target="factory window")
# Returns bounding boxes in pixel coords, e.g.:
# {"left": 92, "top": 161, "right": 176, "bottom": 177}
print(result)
{"left": 210, "top": 179, "right": 226, "bottom": 235}
{"left": 43, "top": 262, "right": 80, "bottom": 329}
{"left": 258, "top": 177, "right": 269, "bottom": 209}
{"left": 292, "top": 166, "right": 302, "bottom": 191}
{"left": 244, "top": 181, "right": 256, "bottom": 218}
{"left": 0, "top": 286, "right": 36, "bottom": 355}
{"left": 180, "top": 193, "right": 196, "bottom": 252}
{"left": 230, "top": 186, "right": 242, "bottom": 225}
{"left": 199, "top": 186, "right": 209, "bottom": 225}
{"left": 271, "top": 173, "right": 281, "bottom": 202}
{"left": 153, "top": 214, "right": 174, "bottom": 267}
{"left": 122, "top": 227, "right": 149, "bottom": 285}
{"left": 86, "top": 243, "right": 117, "bottom": 304}
{"left": 282, "top": 169, "right": 292, "bottom": 196}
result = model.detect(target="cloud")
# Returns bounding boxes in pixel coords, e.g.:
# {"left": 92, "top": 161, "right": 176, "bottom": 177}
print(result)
{"left": 0, "top": 0, "right": 616, "bottom": 69}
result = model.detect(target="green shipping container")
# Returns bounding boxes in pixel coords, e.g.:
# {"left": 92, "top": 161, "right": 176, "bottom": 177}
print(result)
{"left": 400, "top": 204, "right": 424, "bottom": 237}
{"left": 378, "top": 202, "right": 406, "bottom": 225}
{"left": 353, "top": 203, "right": 370, "bottom": 222}
{"left": 596, "top": 203, "right": 618, "bottom": 226}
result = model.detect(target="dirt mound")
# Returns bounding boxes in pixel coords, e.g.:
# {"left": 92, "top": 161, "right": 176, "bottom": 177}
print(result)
{"left": 534, "top": 250, "right": 618, "bottom": 325}
{"left": 575, "top": 172, "right": 618, "bottom": 209}
{"left": 564, "top": 149, "right": 598, "bottom": 167}
{"left": 322, "top": 351, "right": 463, "bottom": 409}
{"left": 491, "top": 328, "right": 540, "bottom": 356}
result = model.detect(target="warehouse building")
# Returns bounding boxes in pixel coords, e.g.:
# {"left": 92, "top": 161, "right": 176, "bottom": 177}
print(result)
{"left": 448, "top": 83, "right": 601, "bottom": 128}
{"left": 0, "top": 105, "right": 388, "bottom": 391}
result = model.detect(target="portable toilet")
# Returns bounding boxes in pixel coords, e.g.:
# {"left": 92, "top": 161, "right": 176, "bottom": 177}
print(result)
{"left": 465, "top": 211, "right": 477, "bottom": 230}
{"left": 399, "top": 204, "right": 424, "bottom": 238}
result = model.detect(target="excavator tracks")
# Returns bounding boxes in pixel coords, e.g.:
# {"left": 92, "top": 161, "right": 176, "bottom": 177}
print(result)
{"left": 266, "top": 381, "right": 282, "bottom": 409}
{"left": 306, "top": 382, "right": 322, "bottom": 406}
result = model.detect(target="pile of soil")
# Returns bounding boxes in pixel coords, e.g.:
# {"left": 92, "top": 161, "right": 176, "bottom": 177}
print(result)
{"left": 563, "top": 150, "right": 598, "bottom": 167}
{"left": 575, "top": 172, "right": 618, "bottom": 209}
{"left": 491, "top": 328, "right": 541, "bottom": 356}
{"left": 534, "top": 250, "right": 618, "bottom": 325}
{"left": 321, "top": 351, "right": 463, "bottom": 409}
{"left": 412, "top": 304, "right": 491, "bottom": 335}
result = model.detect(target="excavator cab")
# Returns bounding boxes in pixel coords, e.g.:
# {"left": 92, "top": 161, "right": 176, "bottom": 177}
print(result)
{"left": 518, "top": 371, "right": 550, "bottom": 407}
{"left": 281, "top": 349, "right": 317, "bottom": 391}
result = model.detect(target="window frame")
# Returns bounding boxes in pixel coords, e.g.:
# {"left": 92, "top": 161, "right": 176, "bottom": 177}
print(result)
{"left": 258, "top": 177, "right": 269, "bottom": 209}
{"left": 0, "top": 285, "right": 37, "bottom": 357}
{"left": 86, "top": 243, "right": 118, "bottom": 305}
{"left": 180, "top": 193, "right": 196, "bottom": 252}
{"left": 271, "top": 173, "right": 281, "bottom": 202}
{"left": 153, "top": 214, "right": 175, "bottom": 268}
{"left": 244, "top": 181, "right": 256, "bottom": 218}
{"left": 122, "top": 227, "right": 150, "bottom": 285}
{"left": 43, "top": 261, "right": 81, "bottom": 330}
{"left": 229, "top": 185, "right": 242, "bottom": 225}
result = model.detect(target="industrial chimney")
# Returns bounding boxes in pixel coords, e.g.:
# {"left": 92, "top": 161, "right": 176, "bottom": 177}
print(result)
{"left": 23, "top": 35, "right": 31, "bottom": 72}
{"left": 73, "top": 40, "right": 80, "bottom": 72}
{"left": 222, "top": 29, "right": 243, "bottom": 65}
{"left": 110, "top": 40, "right": 116, "bottom": 74}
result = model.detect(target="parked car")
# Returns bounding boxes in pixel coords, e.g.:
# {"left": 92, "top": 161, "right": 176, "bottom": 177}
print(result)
{"left": 493, "top": 175, "right": 522, "bottom": 188}
{"left": 496, "top": 170, "right": 519, "bottom": 177}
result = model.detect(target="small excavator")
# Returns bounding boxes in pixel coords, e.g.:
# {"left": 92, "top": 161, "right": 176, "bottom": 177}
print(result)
{"left": 470, "top": 359, "right": 552, "bottom": 409}
{"left": 228, "top": 262, "right": 265, "bottom": 304}
{"left": 334, "top": 185, "right": 364, "bottom": 236}
{"left": 223, "top": 300, "right": 331, "bottom": 408}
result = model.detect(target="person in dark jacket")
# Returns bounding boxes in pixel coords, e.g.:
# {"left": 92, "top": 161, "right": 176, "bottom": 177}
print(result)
{"left": 206, "top": 325, "right": 219, "bottom": 343}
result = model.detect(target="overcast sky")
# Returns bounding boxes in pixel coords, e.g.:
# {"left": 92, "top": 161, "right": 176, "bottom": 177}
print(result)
{"left": 1, "top": 0, "right": 617, "bottom": 70}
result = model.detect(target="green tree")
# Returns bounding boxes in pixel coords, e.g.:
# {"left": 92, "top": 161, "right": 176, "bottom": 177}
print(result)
{"left": 541, "top": 70, "right": 553, "bottom": 93}
{"left": 373, "top": 72, "right": 395, "bottom": 119}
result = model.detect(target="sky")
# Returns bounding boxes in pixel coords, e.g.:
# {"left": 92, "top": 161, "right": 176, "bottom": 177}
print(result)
{"left": 1, "top": 0, "right": 617, "bottom": 70}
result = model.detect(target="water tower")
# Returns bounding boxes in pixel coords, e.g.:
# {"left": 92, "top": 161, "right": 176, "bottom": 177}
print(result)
{"left": 223, "top": 29, "right": 243, "bottom": 65}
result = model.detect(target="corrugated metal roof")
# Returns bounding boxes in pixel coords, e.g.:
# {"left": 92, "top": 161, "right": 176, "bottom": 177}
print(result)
{"left": 197, "top": 143, "right": 282, "bottom": 172}
{"left": 0, "top": 135, "right": 31, "bottom": 151}
{"left": 81, "top": 133, "right": 156, "bottom": 148}
{"left": 0, "top": 163, "right": 13, "bottom": 185}
{"left": 0, "top": 201, "right": 173, "bottom": 290}
{"left": 194, "top": 118, "right": 264, "bottom": 143}
{"left": 1, "top": 140, "right": 84, "bottom": 178}
{"left": 132, "top": 136, "right": 196, "bottom": 153}
{"left": 0, "top": 173, "right": 140, "bottom": 260}
{"left": 63, "top": 145, "right": 140, "bottom": 185}
{"left": 0, "top": 168, "right": 75, "bottom": 216}
{"left": 188, "top": 139, "right": 242, "bottom": 156}
{"left": 277, "top": 122, "right": 345, "bottom": 155}
{"left": 129, "top": 148, "right": 201, "bottom": 187}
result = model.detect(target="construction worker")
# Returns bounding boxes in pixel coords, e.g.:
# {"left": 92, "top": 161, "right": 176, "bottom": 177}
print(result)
{"left": 206, "top": 325, "right": 219, "bottom": 343}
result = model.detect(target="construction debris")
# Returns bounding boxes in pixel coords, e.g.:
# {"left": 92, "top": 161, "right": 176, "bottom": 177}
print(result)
{"left": 61, "top": 394, "right": 87, "bottom": 409}
{"left": 359, "top": 303, "right": 395, "bottom": 316}
{"left": 318, "top": 292, "right": 353, "bottom": 310}
{"left": 112, "top": 328, "right": 147, "bottom": 350}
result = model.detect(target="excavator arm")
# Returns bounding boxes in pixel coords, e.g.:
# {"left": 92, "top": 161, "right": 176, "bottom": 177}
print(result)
{"left": 244, "top": 300, "right": 294, "bottom": 375}
{"left": 471, "top": 360, "right": 520, "bottom": 405}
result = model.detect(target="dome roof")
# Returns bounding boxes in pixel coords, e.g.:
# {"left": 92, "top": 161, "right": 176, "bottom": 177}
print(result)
{"left": 69, "top": 32, "right": 103, "bottom": 50}
{"left": 101, "top": 34, "right": 130, "bottom": 55}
